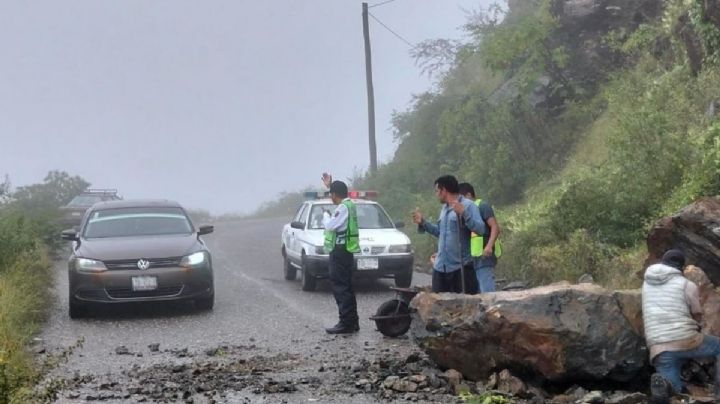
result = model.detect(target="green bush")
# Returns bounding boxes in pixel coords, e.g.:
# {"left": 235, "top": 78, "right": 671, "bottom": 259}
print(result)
{"left": 0, "top": 231, "right": 52, "bottom": 403}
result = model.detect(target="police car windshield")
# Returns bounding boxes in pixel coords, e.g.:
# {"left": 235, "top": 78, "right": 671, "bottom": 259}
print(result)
{"left": 83, "top": 207, "right": 193, "bottom": 238}
{"left": 308, "top": 203, "right": 394, "bottom": 230}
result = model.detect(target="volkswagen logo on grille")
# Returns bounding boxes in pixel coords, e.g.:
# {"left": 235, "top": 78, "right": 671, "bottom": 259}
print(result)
{"left": 137, "top": 259, "right": 151, "bottom": 270}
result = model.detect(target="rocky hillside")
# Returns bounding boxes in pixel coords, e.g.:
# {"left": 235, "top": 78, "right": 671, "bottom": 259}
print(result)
{"left": 357, "top": 0, "right": 720, "bottom": 288}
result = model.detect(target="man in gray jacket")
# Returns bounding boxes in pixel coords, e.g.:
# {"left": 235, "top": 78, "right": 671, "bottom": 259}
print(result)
{"left": 642, "top": 249, "right": 720, "bottom": 403}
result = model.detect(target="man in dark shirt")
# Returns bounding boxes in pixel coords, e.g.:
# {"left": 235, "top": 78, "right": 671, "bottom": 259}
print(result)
{"left": 459, "top": 183, "right": 501, "bottom": 293}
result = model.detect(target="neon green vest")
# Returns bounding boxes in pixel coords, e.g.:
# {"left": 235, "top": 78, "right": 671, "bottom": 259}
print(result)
{"left": 324, "top": 199, "right": 360, "bottom": 253}
{"left": 470, "top": 198, "right": 502, "bottom": 258}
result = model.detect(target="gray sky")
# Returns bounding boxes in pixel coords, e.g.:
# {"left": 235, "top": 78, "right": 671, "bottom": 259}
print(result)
{"left": 1, "top": 0, "right": 486, "bottom": 214}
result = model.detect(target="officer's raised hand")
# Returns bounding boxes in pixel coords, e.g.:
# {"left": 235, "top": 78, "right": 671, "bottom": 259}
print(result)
{"left": 321, "top": 173, "right": 333, "bottom": 189}
{"left": 412, "top": 207, "right": 423, "bottom": 224}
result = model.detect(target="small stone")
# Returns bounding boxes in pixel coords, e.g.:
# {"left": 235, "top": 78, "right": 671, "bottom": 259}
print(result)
{"left": 405, "top": 352, "right": 421, "bottom": 364}
{"left": 486, "top": 372, "right": 498, "bottom": 390}
{"left": 454, "top": 382, "right": 473, "bottom": 395}
{"left": 429, "top": 374, "right": 442, "bottom": 389}
{"left": 441, "top": 369, "right": 463, "bottom": 389}
{"left": 580, "top": 391, "right": 604, "bottom": 403}
{"left": 148, "top": 343, "right": 160, "bottom": 352}
{"left": 115, "top": 346, "right": 130, "bottom": 355}
{"left": 172, "top": 364, "right": 187, "bottom": 373}
{"left": 383, "top": 375, "right": 400, "bottom": 389}
{"left": 497, "top": 369, "right": 526, "bottom": 396}
{"left": 392, "top": 379, "right": 418, "bottom": 393}
{"left": 408, "top": 374, "right": 427, "bottom": 385}
{"left": 606, "top": 392, "right": 647, "bottom": 404}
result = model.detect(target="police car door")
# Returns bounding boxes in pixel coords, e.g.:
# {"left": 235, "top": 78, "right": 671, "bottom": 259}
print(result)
{"left": 287, "top": 203, "right": 309, "bottom": 263}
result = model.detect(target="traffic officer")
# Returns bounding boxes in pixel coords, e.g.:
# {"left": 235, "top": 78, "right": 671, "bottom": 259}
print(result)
{"left": 321, "top": 173, "right": 360, "bottom": 334}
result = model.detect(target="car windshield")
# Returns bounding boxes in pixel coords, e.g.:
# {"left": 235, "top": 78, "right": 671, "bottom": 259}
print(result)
{"left": 68, "top": 195, "right": 109, "bottom": 206}
{"left": 83, "top": 207, "right": 193, "bottom": 238}
{"left": 308, "top": 203, "right": 394, "bottom": 229}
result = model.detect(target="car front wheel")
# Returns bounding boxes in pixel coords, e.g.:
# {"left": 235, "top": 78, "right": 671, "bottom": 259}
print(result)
{"left": 300, "top": 254, "right": 317, "bottom": 292}
{"left": 283, "top": 250, "right": 297, "bottom": 281}
{"left": 69, "top": 296, "right": 86, "bottom": 319}
{"left": 196, "top": 292, "right": 215, "bottom": 311}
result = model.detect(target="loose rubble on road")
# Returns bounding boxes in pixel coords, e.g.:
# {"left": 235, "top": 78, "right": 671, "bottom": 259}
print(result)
{"left": 31, "top": 337, "right": 689, "bottom": 404}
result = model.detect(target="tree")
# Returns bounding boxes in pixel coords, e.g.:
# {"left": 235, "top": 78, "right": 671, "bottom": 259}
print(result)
{"left": 12, "top": 170, "right": 90, "bottom": 211}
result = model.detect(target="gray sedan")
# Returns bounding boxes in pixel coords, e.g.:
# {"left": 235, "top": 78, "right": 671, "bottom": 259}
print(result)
{"left": 62, "top": 199, "right": 214, "bottom": 318}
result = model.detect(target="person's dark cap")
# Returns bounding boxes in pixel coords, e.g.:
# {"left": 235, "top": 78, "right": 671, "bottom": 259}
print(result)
{"left": 329, "top": 180, "right": 348, "bottom": 197}
{"left": 661, "top": 249, "right": 686, "bottom": 270}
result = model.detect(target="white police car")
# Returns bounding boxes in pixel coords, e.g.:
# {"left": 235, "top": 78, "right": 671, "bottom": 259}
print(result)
{"left": 281, "top": 191, "right": 413, "bottom": 291}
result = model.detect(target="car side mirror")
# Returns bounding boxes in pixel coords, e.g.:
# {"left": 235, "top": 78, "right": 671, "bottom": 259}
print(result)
{"left": 290, "top": 221, "right": 305, "bottom": 230}
{"left": 61, "top": 229, "right": 79, "bottom": 241}
{"left": 198, "top": 225, "right": 214, "bottom": 236}
{"left": 395, "top": 221, "right": 405, "bottom": 229}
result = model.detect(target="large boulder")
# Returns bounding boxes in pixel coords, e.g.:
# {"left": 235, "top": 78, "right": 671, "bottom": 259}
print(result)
{"left": 410, "top": 283, "right": 648, "bottom": 383}
{"left": 684, "top": 265, "right": 720, "bottom": 336}
{"left": 646, "top": 197, "right": 720, "bottom": 285}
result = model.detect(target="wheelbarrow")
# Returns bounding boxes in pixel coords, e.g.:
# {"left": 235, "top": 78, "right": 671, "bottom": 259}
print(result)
{"left": 370, "top": 286, "right": 421, "bottom": 337}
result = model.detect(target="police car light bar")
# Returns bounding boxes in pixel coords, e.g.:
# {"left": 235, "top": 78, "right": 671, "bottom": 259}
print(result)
{"left": 303, "top": 191, "right": 379, "bottom": 200}
{"left": 348, "top": 191, "right": 378, "bottom": 199}
{"left": 304, "top": 191, "right": 330, "bottom": 199}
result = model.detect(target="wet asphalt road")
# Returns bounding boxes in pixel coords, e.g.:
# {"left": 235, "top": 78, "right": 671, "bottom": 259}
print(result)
{"left": 40, "top": 217, "right": 432, "bottom": 402}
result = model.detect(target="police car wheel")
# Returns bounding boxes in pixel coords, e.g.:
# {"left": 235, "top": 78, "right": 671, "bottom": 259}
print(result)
{"left": 300, "top": 256, "right": 317, "bottom": 291}
{"left": 394, "top": 271, "right": 412, "bottom": 288}
{"left": 283, "top": 253, "right": 296, "bottom": 281}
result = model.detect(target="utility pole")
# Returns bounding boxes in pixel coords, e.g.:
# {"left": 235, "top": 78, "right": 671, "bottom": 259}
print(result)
{"left": 362, "top": 2, "right": 378, "bottom": 174}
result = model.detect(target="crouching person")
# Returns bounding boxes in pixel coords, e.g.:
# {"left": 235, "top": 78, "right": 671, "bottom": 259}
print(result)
{"left": 642, "top": 249, "right": 720, "bottom": 403}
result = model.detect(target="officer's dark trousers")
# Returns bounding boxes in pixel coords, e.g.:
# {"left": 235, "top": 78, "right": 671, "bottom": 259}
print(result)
{"left": 329, "top": 246, "right": 358, "bottom": 327}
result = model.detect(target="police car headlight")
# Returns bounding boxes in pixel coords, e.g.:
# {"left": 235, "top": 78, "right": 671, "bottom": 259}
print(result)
{"left": 389, "top": 244, "right": 411, "bottom": 253}
{"left": 75, "top": 258, "right": 107, "bottom": 272}
{"left": 181, "top": 252, "right": 206, "bottom": 268}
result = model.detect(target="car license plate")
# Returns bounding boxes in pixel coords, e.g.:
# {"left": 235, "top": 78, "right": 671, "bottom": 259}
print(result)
{"left": 132, "top": 276, "right": 158, "bottom": 291}
{"left": 357, "top": 258, "right": 378, "bottom": 270}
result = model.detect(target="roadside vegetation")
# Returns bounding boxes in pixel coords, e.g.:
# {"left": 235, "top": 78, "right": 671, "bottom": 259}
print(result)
{"left": 0, "top": 171, "right": 88, "bottom": 403}
{"left": 350, "top": 0, "right": 720, "bottom": 289}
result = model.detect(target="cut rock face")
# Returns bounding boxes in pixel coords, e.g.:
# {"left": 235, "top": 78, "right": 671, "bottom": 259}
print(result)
{"left": 410, "top": 283, "right": 648, "bottom": 383}
{"left": 646, "top": 197, "right": 720, "bottom": 285}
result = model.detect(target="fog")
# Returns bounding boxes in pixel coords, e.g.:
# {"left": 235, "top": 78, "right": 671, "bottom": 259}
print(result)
{"left": 0, "top": 0, "right": 485, "bottom": 214}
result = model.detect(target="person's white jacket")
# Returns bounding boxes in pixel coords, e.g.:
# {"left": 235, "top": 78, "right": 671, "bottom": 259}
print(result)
{"left": 642, "top": 263, "right": 700, "bottom": 347}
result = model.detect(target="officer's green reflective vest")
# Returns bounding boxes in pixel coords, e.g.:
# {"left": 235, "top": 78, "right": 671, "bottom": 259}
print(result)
{"left": 470, "top": 198, "right": 502, "bottom": 258}
{"left": 324, "top": 199, "right": 360, "bottom": 253}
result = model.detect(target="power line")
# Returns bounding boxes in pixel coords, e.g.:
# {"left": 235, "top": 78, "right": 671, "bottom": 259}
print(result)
{"left": 368, "top": 12, "right": 415, "bottom": 48}
{"left": 368, "top": 0, "right": 398, "bottom": 8}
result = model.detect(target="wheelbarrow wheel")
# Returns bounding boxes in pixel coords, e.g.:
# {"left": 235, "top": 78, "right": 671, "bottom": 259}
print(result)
{"left": 374, "top": 299, "right": 411, "bottom": 337}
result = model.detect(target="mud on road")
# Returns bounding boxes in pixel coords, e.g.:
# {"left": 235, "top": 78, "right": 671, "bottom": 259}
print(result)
{"left": 36, "top": 218, "right": 461, "bottom": 403}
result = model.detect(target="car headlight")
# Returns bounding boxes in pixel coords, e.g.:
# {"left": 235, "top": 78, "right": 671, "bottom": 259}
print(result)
{"left": 180, "top": 251, "right": 207, "bottom": 268}
{"left": 75, "top": 258, "right": 107, "bottom": 272}
{"left": 389, "top": 244, "right": 411, "bottom": 253}
{"left": 315, "top": 245, "right": 326, "bottom": 255}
